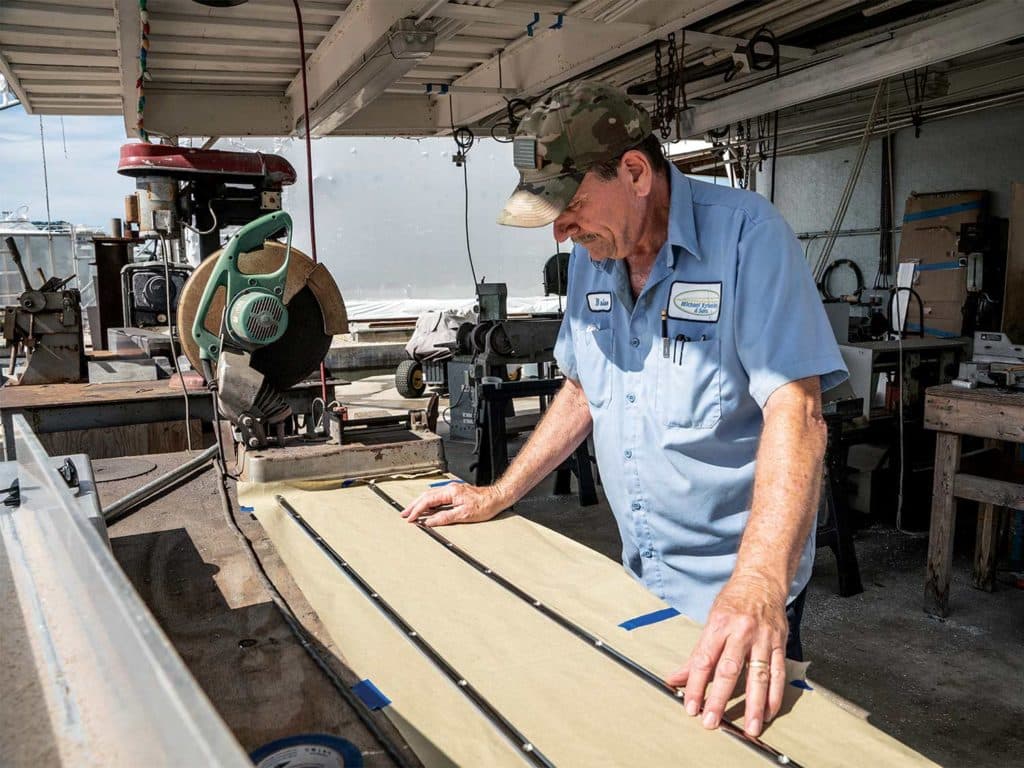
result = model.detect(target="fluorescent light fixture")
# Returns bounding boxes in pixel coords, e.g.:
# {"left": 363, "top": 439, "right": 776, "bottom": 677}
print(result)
{"left": 305, "top": 19, "right": 436, "bottom": 137}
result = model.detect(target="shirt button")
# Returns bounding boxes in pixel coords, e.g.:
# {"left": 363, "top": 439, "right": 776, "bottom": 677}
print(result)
{"left": 631, "top": 501, "right": 642, "bottom": 511}
{"left": 630, "top": 337, "right": 640, "bottom": 348}
{"left": 626, "top": 393, "right": 636, "bottom": 403}
{"left": 642, "top": 549, "right": 654, "bottom": 558}
{"left": 624, "top": 449, "right": 632, "bottom": 459}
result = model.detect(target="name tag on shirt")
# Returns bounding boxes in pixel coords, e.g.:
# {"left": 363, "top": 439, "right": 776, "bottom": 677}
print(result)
{"left": 587, "top": 292, "right": 612, "bottom": 312}
{"left": 668, "top": 281, "right": 721, "bottom": 323}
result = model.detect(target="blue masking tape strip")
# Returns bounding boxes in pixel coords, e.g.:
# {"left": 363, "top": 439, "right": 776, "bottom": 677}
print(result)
{"left": 430, "top": 479, "right": 465, "bottom": 487}
{"left": 239, "top": 505, "right": 254, "bottom": 512}
{"left": 352, "top": 679, "right": 391, "bottom": 710}
{"left": 914, "top": 260, "right": 963, "bottom": 272}
{"left": 903, "top": 200, "right": 982, "bottom": 223}
{"left": 903, "top": 323, "right": 960, "bottom": 338}
{"left": 618, "top": 607, "right": 681, "bottom": 631}
{"left": 791, "top": 679, "right": 814, "bottom": 691}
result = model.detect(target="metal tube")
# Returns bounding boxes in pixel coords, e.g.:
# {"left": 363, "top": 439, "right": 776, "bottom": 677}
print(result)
{"left": 274, "top": 494, "right": 556, "bottom": 768}
{"left": 103, "top": 444, "right": 218, "bottom": 522}
{"left": 368, "top": 483, "right": 803, "bottom": 768}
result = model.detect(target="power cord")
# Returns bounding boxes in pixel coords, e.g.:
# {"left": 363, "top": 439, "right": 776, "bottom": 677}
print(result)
{"left": 158, "top": 234, "right": 193, "bottom": 452}
{"left": 449, "top": 97, "right": 479, "bottom": 289}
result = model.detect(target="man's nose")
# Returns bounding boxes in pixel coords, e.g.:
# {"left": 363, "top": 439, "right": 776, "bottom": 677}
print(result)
{"left": 553, "top": 214, "right": 578, "bottom": 243}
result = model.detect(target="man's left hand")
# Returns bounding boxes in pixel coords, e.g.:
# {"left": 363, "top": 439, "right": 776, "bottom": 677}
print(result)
{"left": 665, "top": 574, "right": 788, "bottom": 737}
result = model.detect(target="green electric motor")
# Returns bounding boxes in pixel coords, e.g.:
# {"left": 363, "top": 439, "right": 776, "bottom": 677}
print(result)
{"left": 192, "top": 210, "right": 292, "bottom": 361}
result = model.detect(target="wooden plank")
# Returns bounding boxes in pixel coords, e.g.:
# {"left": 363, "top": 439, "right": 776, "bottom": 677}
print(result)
{"left": 925, "top": 431, "right": 961, "bottom": 617}
{"left": 954, "top": 472, "right": 1024, "bottom": 511}
{"left": 1004, "top": 182, "right": 1024, "bottom": 341}
{"left": 36, "top": 419, "right": 202, "bottom": 460}
{"left": 924, "top": 386, "right": 1024, "bottom": 442}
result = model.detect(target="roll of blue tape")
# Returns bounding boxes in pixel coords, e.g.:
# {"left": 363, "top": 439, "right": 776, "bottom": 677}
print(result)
{"left": 250, "top": 734, "right": 363, "bottom": 768}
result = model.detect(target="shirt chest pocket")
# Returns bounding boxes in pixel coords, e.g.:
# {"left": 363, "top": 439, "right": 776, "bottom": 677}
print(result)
{"left": 655, "top": 337, "right": 722, "bottom": 429}
{"left": 574, "top": 325, "right": 614, "bottom": 409}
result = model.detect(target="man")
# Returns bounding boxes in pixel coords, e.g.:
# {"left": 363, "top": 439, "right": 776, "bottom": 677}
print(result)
{"left": 401, "top": 81, "right": 847, "bottom": 738}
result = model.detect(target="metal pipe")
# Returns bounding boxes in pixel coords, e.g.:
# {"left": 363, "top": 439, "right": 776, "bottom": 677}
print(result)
{"left": 103, "top": 444, "right": 218, "bottom": 522}
{"left": 274, "top": 493, "right": 556, "bottom": 768}
{"left": 368, "top": 483, "right": 804, "bottom": 768}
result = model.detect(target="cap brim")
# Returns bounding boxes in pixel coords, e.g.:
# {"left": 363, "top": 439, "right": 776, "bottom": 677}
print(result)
{"left": 496, "top": 173, "right": 583, "bottom": 228}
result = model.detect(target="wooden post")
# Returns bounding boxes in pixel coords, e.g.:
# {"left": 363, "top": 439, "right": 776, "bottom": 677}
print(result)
{"left": 973, "top": 503, "right": 999, "bottom": 592}
{"left": 925, "top": 431, "right": 960, "bottom": 616}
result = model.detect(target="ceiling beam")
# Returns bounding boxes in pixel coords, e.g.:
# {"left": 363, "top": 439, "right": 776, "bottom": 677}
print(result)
{"left": 680, "top": 0, "right": 1024, "bottom": 137}
{"left": 327, "top": 93, "right": 439, "bottom": 135}
{"left": 286, "top": 0, "right": 425, "bottom": 133}
{"left": 0, "top": 49, "right": 31, "bottom": 113}
{"left": 143, "top": 93, "right": 291, "bottom": 136}
{"left": 147, "top": 12, "right": 333, "bottom": 35}
{"left": 1, "top": 45, "right": 117, "bottom": 67}
{"left": 0, "top": 23, "right": 117, "bottom": 47}
{"left": 442, "top": 0, "right": 744, "bottom": 129}
{"left": 13, "top": 66, "right": 121, "bottom": 81}
{"left": 113, "top": 0, "right": 142, "bottom": 138}
{"left": 683, "top": 30, "right": 813, "bottom": 61}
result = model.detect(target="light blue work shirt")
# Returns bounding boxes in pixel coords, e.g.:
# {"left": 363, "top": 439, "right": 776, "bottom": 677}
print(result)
{"left": 553, "top": 166, "right": 848, "bottom": 622}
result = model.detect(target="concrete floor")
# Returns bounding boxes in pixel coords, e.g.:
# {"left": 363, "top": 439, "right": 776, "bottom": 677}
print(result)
{"left": 439, "top": 426, "right": 1024, "bottom": 768}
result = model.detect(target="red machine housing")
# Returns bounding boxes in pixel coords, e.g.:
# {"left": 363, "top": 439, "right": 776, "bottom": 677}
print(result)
{"left": 117, "top": 143, "right": 296, "bottom": 187}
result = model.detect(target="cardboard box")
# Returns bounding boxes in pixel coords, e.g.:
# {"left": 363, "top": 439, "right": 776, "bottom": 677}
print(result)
{"left": 898, "top": 190, "right": 987, "bottom": 336}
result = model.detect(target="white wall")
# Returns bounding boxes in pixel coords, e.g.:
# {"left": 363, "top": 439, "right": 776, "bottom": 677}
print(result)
{"left": 755, "top": 102, "right": 1024, "bottom": 296}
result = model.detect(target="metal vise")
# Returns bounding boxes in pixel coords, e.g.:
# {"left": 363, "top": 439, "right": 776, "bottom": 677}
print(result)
{"left": 2, "top": 237, "right": 86, "bottom": 385}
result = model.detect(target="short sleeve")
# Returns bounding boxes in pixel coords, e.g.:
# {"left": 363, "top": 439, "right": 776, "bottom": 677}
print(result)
{"left": 553, "top": 247, "right": 581, "bottom": 381}
{"left": 735, "top": 215, "right": 848, "bottom": 407}
{"left": 553, "top": 310, "right": 577, "bottom": 381}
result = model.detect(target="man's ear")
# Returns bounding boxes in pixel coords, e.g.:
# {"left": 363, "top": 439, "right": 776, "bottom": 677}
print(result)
{"left": 621, "top": 149, "right": 653, "bottom": 197}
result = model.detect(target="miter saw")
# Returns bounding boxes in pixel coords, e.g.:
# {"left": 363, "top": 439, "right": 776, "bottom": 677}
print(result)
{"left": 177, "top": 211, "right": 349, "bottom": 449}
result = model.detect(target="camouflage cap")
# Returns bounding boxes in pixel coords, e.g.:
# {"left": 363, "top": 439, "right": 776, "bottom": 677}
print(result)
{"left": 497, "top": 80, "right": 652, "bottom": 228}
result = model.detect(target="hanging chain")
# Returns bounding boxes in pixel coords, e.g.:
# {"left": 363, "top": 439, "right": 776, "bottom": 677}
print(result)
{"left": 664, "top": 32, "right": 678, "bottom": 140}
{"left": 653, "top": 40, "right": 665, "bottom": 138}
{"left": 653, "top": 33, "right": 680, "bottom": 140}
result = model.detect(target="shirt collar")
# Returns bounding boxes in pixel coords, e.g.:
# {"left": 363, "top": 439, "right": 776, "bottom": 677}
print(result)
{"left": 582, "top": 164, "right": 702, "bottom": 273}
{"left": 666, "top": 165, "right": 702, "bottom": 266}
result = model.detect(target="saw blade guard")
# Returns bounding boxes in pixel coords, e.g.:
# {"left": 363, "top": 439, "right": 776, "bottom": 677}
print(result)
{"left": 192, "top": 210, "right": 292, "bottom": 361}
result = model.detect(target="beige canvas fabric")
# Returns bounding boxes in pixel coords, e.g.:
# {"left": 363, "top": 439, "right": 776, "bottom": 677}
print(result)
{"left": 242, "top": 476, "right": 935, "bottom": 767}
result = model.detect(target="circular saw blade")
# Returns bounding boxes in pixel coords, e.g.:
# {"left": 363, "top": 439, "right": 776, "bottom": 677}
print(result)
{"left": 177, "top": 241, "right": 344, "bottom": 390}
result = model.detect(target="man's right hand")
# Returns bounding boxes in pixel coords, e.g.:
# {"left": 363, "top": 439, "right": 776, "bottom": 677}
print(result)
{"left": 401, "top": 482, "right": 508, "bottom": 527}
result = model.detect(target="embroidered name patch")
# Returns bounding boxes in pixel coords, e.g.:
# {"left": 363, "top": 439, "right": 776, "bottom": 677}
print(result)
{"left": 668, "top": 281, "right": 721, "bottom": 323}
{"left": 587, "top": 292, "right": 612, "bottom": 312}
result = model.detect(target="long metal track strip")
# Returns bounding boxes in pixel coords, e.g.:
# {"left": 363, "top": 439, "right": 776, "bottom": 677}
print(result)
{"left": 273, "top": 494, "right": 554, "bottom": 768}
{"left": 368, "top": 483, "right": 802, "bottom": 768}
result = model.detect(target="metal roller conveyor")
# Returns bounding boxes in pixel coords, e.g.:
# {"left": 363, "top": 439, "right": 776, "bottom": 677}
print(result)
{"left": 367, "top": 482, "right": 803, "bottom": 768}
{"left": 273, "top": 494, "right": 555, "bottom": 768}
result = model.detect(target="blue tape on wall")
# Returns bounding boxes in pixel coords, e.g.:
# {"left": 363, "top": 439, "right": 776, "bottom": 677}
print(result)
{"left": 914, "top": 260, "right": 963, "bottom": 272}
{"left": 618, "top": 607, "right": 681, "bottom": 631}
{"left": 352, "top": 679, "right": 391, "bottom": 710}
{"left": 903, "top": 200, "right": 982, "bottom": 223}
{"left": 239, "top": 505, "right": 254, "bottom": 513}
{"left": 903, "top": 323, "right": 960, "bottom": 338}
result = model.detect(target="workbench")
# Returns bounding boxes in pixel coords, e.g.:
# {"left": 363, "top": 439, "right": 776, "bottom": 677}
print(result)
{"left": 0, "top": 378, "right": 337, "bottom": 460}
{"left": 923, "top": 384, "right": 1024, "bottom": 616}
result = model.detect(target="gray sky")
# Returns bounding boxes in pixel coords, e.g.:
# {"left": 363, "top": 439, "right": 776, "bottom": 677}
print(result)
{"left": 1, "top": 106, "right": 563, "bottom": 299}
